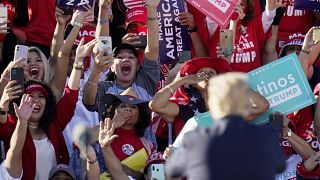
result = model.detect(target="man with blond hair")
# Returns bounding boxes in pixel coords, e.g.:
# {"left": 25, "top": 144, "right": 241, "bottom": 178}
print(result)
{"left": 166, "top": 72, "right": 284, "bottom": 180}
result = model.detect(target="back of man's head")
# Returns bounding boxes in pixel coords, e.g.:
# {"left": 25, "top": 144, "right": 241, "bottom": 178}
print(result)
{"left": 208, "top": 72, "right": 249, "bottom": 120}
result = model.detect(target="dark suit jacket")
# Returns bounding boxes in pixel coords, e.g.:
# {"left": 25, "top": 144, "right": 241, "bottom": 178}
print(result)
{"left": 165, "top": 116, "right": 285, "bottom": 180}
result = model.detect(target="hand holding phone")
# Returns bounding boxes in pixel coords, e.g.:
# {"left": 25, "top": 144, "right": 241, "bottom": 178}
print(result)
{"left": 219, "top": 29, "right": 234, "bottom": 56}
{"left": 10, "top": 68, "right": 24, "bottom": 96}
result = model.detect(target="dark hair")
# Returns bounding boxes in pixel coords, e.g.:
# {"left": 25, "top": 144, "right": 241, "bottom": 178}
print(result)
{"left": 242, "top": 0, "right": 255, "bottom": 26}
{"left": 20, "top": 80, "right": 56, "bottom": 133}
{"left": 103, "top": 100, "right": 151, "bottom": 137}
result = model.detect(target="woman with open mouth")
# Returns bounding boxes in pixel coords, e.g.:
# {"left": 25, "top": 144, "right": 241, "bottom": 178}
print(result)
{"left": 0, "top": 44, "right": 83, "bottom": 179}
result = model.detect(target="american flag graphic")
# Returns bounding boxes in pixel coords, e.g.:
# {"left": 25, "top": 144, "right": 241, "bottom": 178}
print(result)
{"left": 123, "top": 0, "right": 146, "bottom": 9}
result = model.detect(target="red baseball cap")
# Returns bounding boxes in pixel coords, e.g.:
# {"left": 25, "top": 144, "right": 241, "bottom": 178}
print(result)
{"left": 25, "top": 83, "right": 48, "bottom": 97}
{"left": 143, "top": 151, "right": 166, "bottom": 173}
{"left": 125, "top": 7, "right": 147, "bottom": 29}
{"left": 180, "top": 57, "right": 230, "bottom": 77}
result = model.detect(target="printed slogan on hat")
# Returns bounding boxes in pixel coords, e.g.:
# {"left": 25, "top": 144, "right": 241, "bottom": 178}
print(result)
{"left": 294, "top": 0, "right": 320, "bottom": 11}
{"left": 247, "top": 53, "right": 316, "bottom": 125}
{"left": 157, "top": 0, "right": 190, "bottom": 65}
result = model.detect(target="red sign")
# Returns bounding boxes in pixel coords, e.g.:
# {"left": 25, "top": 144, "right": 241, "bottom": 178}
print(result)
{"left": 185, "top": 0, "right": 239, "bottom": 28}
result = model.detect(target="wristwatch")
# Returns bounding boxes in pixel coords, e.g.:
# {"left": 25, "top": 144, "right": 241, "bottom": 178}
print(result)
{"left": 283, "top": 128, "right": 292, "bottom": 139}
{"left": 73, "top": 61, "right": 84, "bottom": 70}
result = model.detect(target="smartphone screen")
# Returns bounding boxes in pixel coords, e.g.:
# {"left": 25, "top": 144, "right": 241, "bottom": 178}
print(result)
{"left": 219, "top": 29, "right": 234, "bottom": 56}
{"left": 0, "top": 7, "right": 7, "bottom": 34}
{"left": 10, "top": 68, "right": 24, "bottom": 96}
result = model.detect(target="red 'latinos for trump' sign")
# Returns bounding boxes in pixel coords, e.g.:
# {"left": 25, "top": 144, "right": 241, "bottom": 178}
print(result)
{"left": 185, "top": 0, "right": 239, "bottom": 28}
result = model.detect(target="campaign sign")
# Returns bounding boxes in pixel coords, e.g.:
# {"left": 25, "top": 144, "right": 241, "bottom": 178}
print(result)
{"left": 185, "top": 0, "right": 239, "bottom": 28}
{"left": 247, "top": 53, "right": 316, "bottom": 125}
{"left": 294, "top": 0, "right": 320, "bottom": 12}
{"left": 157, "top": 0, "right": 191, "bottom": 65}
{"left": 56, "top": 0, "right": 94, "bottom": 11}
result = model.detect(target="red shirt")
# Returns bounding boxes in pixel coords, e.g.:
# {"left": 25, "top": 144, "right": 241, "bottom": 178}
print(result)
{"left": 24, "top": 0, "right": 56, "bottom": 46}
{"left": 277, "top": 0, "right": 315, "bottom": 50}
{"left": 288, "top": 106, "right": 319, "bottom": 152}
{"left": 111, "top": 128, "right": 150, "bottom": 161}
{"left": 0, "top": 85, "right": 78, "bottom": 180}
{"left": 209, "top": 15, "right": 267, "bottom": 72}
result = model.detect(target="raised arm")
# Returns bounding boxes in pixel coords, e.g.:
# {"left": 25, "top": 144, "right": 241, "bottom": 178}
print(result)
{"left": 179, "top": 12, "right": 208, "bottom": 57}
{"left": 149, "top": 74, "right": 207, "bottom": 122}
{"left": 95, "top": 0, "right": 112, "bottom": 37}
{"left": 299, "top": 27, "right": 317, "bottom": 80}
{"left": 86, "top": 145, "right": 101, "bottom": 180}
{"left": 0, "top": 81, "right": 24, "bottom": 124}
{"left": 51, "top": 7, "right": 93, "bottom": 100}
{"left": 99, "top": 119, "right": 129, "bottom": 180}
{"left": 83, "top": 51, "right": 113, "bottom": 107}
{"left": 50, "top": 7, "right": 71, "bottom": 67}
{"left": 282, "top": 115, "right": 315, "bottom": 158}
{"left": 5, "top": 94, "right": 35, "bottom": 178}
{"left": 144, "top": 0, "right": 160, "bottom": 61}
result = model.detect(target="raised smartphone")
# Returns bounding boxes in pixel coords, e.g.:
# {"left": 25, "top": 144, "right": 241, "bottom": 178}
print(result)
{"left": 14, "top": 45, "right": 29, "bottom": 63}
{"left": 0, "top": 7, "right": 7, "bottom": 34}
{"left": 150, "top": 164, "right": 165, "bottom": 180}
{"left": 313, "top": 28, "right": 320, "bottom": 43}
{"left": 97, "top": 36, "right": 113, "bottom": 55}
{"left": 269, "top": 114, "right": 283, "bottom": 139}
{"left": 219, "top": 29, "right": 234, "bottom": 56}
{"left": 10, "top": 67, "right": 24, "bottom": 96}
{"left": 133, "top": 35, "right": 147, "bottom": 48}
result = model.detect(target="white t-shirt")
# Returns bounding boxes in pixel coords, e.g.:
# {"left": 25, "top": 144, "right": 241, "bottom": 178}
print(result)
{"left": 0, "top": 161, "right": 22, "bottom": 180}
{"left": 34, "top": 138, "right": 57, "bottom": 180}
{"left": 275, "top": 154, "right": 301, "bottom": 180}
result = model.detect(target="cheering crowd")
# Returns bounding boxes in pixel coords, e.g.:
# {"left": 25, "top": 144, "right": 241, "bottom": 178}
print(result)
{"left": 0, "top": 0, "right": 319, "bottom": 179}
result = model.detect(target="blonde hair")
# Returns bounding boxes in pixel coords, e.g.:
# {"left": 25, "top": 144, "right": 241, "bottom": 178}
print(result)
{"left": 28, "top": 46, "right": 53, "bottom": 84}
{"left": 208, "top": 72, "right": 249, "bottom": 120}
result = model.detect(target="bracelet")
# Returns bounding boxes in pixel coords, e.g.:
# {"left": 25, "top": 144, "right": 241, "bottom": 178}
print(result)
{"left": 73, "top": 21, "right": 83, "bottom": 28}
{"left": 99, "top": 18, "right": 109, "bottom": 25}
{"left": 167, "top": 86, "right": 174, "bottom": 96}
{"left": 87, "top": 158, "right": 97, "bottom": 164}
{"left": 147, "top": 16, "right": 157, "bottom": 21}
{"left": 73, "top": 61, "right": 84, "bottom": 70}
{"left": 88, "top": 80, "right": 98, "bottom": 86}
{"left": 189, "top": 26, "right": 197, "bottom": 33}
{"left": 301, "top": 49, "right": 310, "bottom": 55}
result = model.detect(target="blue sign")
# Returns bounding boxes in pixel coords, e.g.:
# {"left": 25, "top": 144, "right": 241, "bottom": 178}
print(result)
{"left": 55, "top": 0, "right": 94, "bottom": 11}
{"left": 247, "top": 53, "right": 316, "bottom": 125}
{"left": 157, "top": 0, "right": 191, "bottom": 65}
{"left": 294, "top": 0, "right": 320, "bottom": 12}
